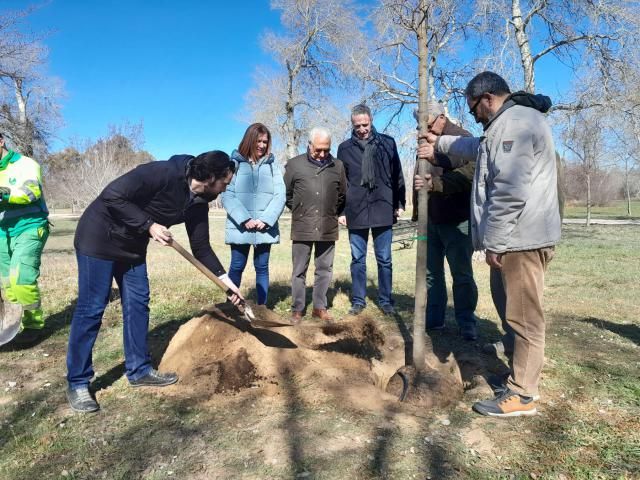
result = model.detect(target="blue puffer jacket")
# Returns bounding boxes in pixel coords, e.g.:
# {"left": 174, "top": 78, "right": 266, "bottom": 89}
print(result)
{"left": 221, "top": 150, "right": 286, "bottom": 245}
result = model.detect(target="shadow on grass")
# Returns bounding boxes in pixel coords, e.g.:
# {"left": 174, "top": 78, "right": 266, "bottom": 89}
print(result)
{"left": 1, "top": 288, "right": 123, "bottom": 352}
{"left": 0, "top": 381, "right": 214, "bottom": 479}
{"left": 277, "top": 350, "right": 308, "bottom": 475}
{"left": 93, "top": 313, "right": 193, "bottom": 392}
{"left": 0, "top": 299, "right": 77, "bottom": 352}
{"left": 580, "top": 316, "right": 640, "bottom": 346}
{"left": 246, "top": 281, "right": 290, "bottom": 309}
{"left": 367, "top": 404, "right": 399, "bottom": 478}
{"left": 363, "top": 390, "right": 462, "bottom": 477}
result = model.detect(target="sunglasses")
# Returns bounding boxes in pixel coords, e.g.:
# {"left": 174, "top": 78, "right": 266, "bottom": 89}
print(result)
{"left": 468, "top": 97, "right": 483, "bottom": 116}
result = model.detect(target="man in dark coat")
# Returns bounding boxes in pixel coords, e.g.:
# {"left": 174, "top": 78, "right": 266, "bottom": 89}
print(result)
{"left": 66, "top": 151, "right": 242, "bottom": 413}
{"left": 284, "top": 127, "right": 347, "bottom": 323}
{"left": 337, "top": 104, "right": 406, "bottom": 315}
{"left": 412, "top": 101, "right": 478, "bottom": 341}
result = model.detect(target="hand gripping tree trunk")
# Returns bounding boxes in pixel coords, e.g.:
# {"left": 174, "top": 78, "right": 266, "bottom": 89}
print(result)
{"left": 384, "top": 0, "right": 463, "bottom": 408}
{"left": 412, "top": 0, "right": 430, "bottom": 372}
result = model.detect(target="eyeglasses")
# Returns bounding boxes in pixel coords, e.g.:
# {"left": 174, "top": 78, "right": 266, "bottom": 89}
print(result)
{"left": 427, "top": 115, "right": 442, "bottom": 130}
{"left": 468, "top": 97, "right": 482, "bottom": 116}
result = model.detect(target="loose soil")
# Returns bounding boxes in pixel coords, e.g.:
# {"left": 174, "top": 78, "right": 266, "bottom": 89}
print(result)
{"left": 158, "top": 304, "right": 468, "bottom": 412}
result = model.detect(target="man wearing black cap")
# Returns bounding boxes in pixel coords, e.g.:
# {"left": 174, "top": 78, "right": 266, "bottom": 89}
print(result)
{"left": 66, "top": 151, "right": 243, "bottom": 413}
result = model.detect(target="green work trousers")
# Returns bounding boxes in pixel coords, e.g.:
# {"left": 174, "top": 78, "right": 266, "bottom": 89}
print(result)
{"left": 0, "top": 225, "right": 49, "bottom": 329}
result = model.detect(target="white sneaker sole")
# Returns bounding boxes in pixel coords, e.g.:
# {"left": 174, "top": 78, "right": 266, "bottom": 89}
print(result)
{"left": 485, "top": 408, "right": 537, "bottom": 417}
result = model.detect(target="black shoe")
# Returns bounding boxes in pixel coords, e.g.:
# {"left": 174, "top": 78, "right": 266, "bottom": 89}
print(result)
{"left": 482, "top": 341, "right": 505, "bottom": 355}
{"left": 426, "top": 322, "right": 445, "bottom": 331}
{"left": 129, "top": 369, "right": 178, "bottom": 387}
{"left": 348, "top": 304, "right": 365, "bottom": 316}
{"left": 460, "top": 324, "right": 478, "bottom": 341}
{"left": 67, "top": 387, "right": 100, "bottom": 413}
{"left": 380, "top": 305, "right": 396, "bottom": 316}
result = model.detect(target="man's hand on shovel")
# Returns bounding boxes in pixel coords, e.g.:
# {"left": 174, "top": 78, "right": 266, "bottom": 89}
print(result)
{"left": 218, "top": 274, "right": 245, "bottom": 306}
{"left": 149, "top": 223, "right": 173, "bottom": 245}
{"left": 167, "top": 238, "right": 260, "bottom": 324}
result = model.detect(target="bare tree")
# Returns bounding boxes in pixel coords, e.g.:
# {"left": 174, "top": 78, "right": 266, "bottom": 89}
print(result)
{"left": 245, "top": 0, "right": 363, "bottom": 161}
{"left": 355, "top": 0, "right": 477, "bottom": 126}
{"left": 611, "top": 107, "right": 640, "bottom": 216}
{"left": 477, "top": 0, "right": 640, "bottom": 106}
{"left": 563, "top": 110, "right": 608, "bottom": 225}
{"left": 0, "top": 6, "right": 62, "bottom": 157}
{"left": 46, "top": 123, "right": 154, "bottom": 210}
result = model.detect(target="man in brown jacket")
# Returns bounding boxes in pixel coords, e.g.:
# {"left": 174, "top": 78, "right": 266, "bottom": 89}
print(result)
{"left": 413, "top": 101, "right": 478, "bottom": 340}
{"left": 284, "top": 127, "right": 347, "bottom": 323}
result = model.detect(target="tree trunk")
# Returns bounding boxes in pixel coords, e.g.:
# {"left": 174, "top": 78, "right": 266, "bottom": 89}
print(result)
{"left": 625, "top": 164, "right": 631, "bottom": 217}
{"left": 13, "top": 77, "right": 34, "bottom": 157}
{"left": 511, "top": 0, "right": 535, "bottom": 93}
{"left": 586, "top": 169, "right": 592, "bottom": 226}
{"left": 412, "top": 0, "right": 431, "bottom": 372}
{"left": 284, "top": 66, "right": 299, "bottom": 161}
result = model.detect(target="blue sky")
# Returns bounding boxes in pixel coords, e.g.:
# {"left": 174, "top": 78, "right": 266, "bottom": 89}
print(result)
{"left": 7, "top": 0, "right": 574, "bottom": 160}
{"left": 8, "top": 0, "right": 281, "bottom": 159}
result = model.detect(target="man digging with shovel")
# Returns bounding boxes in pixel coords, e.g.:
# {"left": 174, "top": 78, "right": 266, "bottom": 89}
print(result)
{"left": 66, "top": 151, "right": 244, "bottom": 413}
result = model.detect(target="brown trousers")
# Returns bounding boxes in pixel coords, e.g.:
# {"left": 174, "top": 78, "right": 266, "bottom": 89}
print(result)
{"left": 496, "top": 247, "right": 555, "bottom": 397}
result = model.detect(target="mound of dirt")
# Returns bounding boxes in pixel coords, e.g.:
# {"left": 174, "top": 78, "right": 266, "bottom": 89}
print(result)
{"left": 158, "top": 304, "right": 465, "bottom": 412}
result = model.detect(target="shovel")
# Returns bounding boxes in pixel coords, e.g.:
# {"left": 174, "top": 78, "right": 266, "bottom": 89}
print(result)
{"left": 169, "top": 239, "right": 292, "bottom": 328}
{"left": 0, "top": 290, "right": 24, "bottom": 346}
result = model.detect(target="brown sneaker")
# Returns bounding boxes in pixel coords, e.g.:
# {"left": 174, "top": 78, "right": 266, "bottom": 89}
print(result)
{"left": 311, "top": 308, "right": 334, "bottom": 322}
{"left": 472, "top": 388, "right": 537, "bottom": 417}
{"left": 290, "top": 311, "right": 303, "bottom": 325}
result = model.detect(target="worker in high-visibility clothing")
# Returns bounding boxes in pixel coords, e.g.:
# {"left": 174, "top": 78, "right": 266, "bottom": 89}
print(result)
{"left": 0, "top": 133, "right": 49, "bottom": 342}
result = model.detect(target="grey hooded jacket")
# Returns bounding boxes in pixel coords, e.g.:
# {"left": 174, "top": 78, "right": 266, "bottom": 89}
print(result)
{"left": 435, "top": 93, "right": 561, "bottom": 252}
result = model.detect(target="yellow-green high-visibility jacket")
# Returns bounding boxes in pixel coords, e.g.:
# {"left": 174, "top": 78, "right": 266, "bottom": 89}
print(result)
{"left": 0, "top": 150, "right": 49, "bottom": 237}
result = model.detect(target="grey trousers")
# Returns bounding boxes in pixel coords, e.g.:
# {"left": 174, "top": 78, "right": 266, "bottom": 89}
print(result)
{"left": 291, "top": 241, "right": 335, "bottom": 312}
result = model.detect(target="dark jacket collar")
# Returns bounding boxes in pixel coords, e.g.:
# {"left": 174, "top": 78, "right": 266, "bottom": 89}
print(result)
{"left": 484, "top": 91, "right": 553, "bottom": 131}
{"left": 167, "top": 154, "right": 209, "bottom": 205}
{"left": 442, "top": 118, "right": 472, "bottom": 137}
{"left": 350, "top": 125, "right": 379, "bottom": 148}
{"left": 306, "top": 149, "right": 334, "bottom": 169}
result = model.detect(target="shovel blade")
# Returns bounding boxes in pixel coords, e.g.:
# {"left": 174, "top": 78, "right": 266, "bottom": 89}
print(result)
{"left": 0, "top": 299, "right": 23, "bottom": 346}
{"left": 245, "top": 304, "right": 294, "bottom": 328}
{"left": 250, "top": 318, "right": 294, "bottom": 328}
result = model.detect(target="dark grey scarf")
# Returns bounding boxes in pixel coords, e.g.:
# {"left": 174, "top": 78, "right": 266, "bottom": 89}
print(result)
{"left": 354, "top": 127, "right": 378, "bottom": 191}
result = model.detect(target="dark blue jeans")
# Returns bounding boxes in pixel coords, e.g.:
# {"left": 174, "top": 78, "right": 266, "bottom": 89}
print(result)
{"left": 228, "top": 244, "right": 271, "bottom": 305}
{"left": 348, "top": 226, "right": 393, "bottom": 308}
{"left": 426, "top": 220, "right": 478, "bottom": 329}
{"left": 66, "top": 253, "right": 152, "bottom": 390}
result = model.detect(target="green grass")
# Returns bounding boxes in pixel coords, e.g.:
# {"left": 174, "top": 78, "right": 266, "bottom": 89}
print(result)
{"left": 0, "top": 217, "right": 638, "bottom": 479}
{"left": 564, "top": 199, "right": 640, "bottom": 220}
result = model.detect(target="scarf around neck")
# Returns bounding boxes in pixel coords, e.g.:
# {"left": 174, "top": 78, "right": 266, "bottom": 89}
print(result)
{"left": 353, "top": 127, "right": 378, "bottom": 191}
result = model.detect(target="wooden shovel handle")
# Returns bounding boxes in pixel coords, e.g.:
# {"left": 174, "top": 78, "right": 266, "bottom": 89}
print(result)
{"left": 169, "top": 239, "right": 233, "bottom": 297}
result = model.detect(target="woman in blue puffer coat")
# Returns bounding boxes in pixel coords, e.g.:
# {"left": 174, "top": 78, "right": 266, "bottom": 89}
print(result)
{"left": 221, "top": 123, "right": 286, "bottom": 305}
